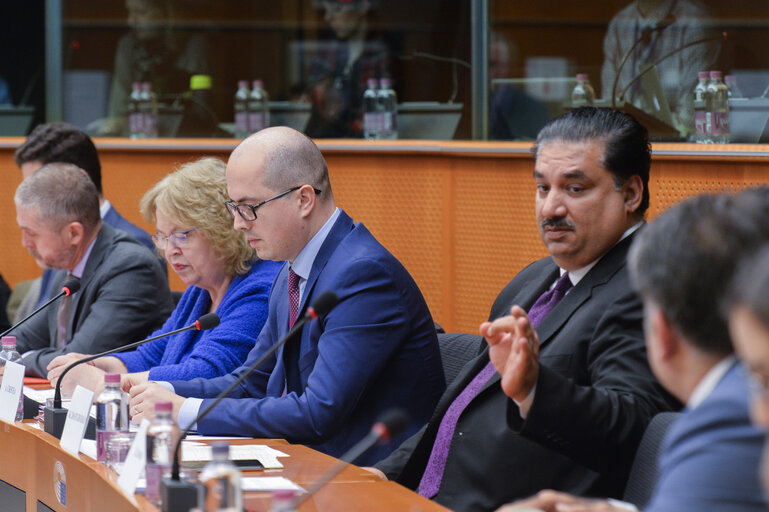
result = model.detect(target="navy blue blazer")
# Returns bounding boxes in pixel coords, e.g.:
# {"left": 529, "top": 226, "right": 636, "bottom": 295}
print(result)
{"left": 171, "top": 210, "right": 445, "bottom": 464}
{"left": 102, "top": 204, "right": 155, "bottom": 253}
{"left": 645, "top": 362, "right": 767, "bottom": 511}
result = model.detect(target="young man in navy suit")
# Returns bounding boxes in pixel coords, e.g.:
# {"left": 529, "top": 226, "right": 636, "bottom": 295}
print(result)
{"left": 127, "top": 126, "right": 445, "bottom": 464}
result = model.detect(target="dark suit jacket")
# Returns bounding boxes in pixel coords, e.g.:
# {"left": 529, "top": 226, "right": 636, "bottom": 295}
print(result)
{"left": 16, "top": 223, "right": 173, "bottom": 376}
{"left": 645, "top": 361, "right": 767, "bottom": 511}
{"left": 377, "top": 232, "right": 677, "bottom": 512}
{"left": 171, "top": 211, "right": 445, "bottom": 465}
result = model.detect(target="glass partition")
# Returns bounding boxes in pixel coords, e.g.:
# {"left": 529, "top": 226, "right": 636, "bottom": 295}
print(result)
{"left": 2, "top": 1, "right": 769, "bottom": 142}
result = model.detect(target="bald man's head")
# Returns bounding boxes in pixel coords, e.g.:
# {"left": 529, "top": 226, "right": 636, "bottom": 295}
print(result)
{"left": 231, "top": 127, "right": 332, "bottom": 200}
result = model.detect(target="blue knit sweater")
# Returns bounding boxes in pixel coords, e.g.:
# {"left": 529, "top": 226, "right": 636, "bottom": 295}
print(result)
{"left": 114, "top": 259, "right": 281, "bottom": 381}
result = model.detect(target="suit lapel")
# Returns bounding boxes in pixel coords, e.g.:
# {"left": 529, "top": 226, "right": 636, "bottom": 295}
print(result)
{"left": 535, "top": 232, "right": 637, "bottom": 349}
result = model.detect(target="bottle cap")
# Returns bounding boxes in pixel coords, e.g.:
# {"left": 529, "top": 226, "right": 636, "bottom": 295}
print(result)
{"left": 272, "top": 489, "right": 296, "bottom": 500}
{"left": 155, "top": 401, "right": 173, "bottom": 413}
{"left": 132, "top": 81, "right": 141, "bottom": 89}
{"left": 380, "top": 77, "right": 392, "bottom": 88}
{"left": 252, "top": 79, "right": 264, "bottom": 90}
{"left": 576, "top": 73, "right": 588, "bottom": 81}
{"left": 367, "top": 78, "right": 378, "bottom": 88}
{"left": 190, "top": 74, "right": 212, "bottom": 91}
{"left": 104, "top": 373, "right": 121, "bottom": 384}
{"left": 211, "top": 442, "right": 230, "bottom": 456}
{"left": 698, "top": 71, "right": 709, "bottom": 79}
{"left": 141, "top": 81, "right": 151, "bottom": 91}
{"left": 709, "top": 70, "right": 722, "bottom": 79}
{"left": 237, "top": 80, "right": 249, "bottom": 89}
{"left": 1, "top": 336, "right": 15, "bottom": 347}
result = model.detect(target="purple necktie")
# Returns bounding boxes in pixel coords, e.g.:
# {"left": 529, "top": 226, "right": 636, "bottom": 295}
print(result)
{"left": 417, "top": 272, "right": 573, "bottom": 498}
{"left": 288, "top": 268, "right": 300, "bottom": 327}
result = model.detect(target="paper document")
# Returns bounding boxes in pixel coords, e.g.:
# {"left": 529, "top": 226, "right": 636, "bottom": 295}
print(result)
{"left": 182, "top": 443, "right": 288, "bottom": 469}
{"left": 241, "top": 476, "right": 305, "bottom": 493}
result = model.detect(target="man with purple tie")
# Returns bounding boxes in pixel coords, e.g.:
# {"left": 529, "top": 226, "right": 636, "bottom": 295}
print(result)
{"left": 373, "top": 107, "right": 678, "bottom": 512}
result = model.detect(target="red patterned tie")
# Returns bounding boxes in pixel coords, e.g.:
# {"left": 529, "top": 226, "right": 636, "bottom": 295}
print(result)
{"left": 288, "top": 268, "right": 300, "bottom": 327}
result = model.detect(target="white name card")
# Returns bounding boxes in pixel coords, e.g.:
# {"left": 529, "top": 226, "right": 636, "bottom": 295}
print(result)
{"left": 60, "top": 385, "right": 94, "bottom": 456}
{"left": 0, "top": 361, "right": 24, "bottom": 424}
{"left": 118, "top": 419, "right": 149, "bottom": 497}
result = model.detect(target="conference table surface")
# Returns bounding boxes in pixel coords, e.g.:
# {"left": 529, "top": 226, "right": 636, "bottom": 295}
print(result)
{"left": 0, "top": 418, "right": 450, "bottom": 511}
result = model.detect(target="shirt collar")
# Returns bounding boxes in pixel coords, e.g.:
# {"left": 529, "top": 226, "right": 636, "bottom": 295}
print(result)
{"left": 70, "top": 234, "right": 98, "bottom": 279}
{"left": 560, "top": 221, "right": 644, "bottom": 287}
{"left": 289, "top": 207, "right": 341, "bottom": 281}
{"left": 99, "top": 199, "right": 111, "bottom": 219}
{"left": 688, "top": 355, "right": 737, "bottom": 410}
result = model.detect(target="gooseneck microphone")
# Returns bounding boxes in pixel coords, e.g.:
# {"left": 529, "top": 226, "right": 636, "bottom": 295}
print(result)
{"left": 162, "top": 291, "right": 339, "bottom": 512}
{"left": 0, "top": 278, "right": 81, "bottom": 338}
{"left": 293, "top": 408, "right": 410, "bottom": 508}
{"left": 43, "top": 313, "right": 220, "bottom": 439}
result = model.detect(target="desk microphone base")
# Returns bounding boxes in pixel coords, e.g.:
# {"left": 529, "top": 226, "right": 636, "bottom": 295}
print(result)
{"left": 43, "top": 406, "right": 96, "bottom": 440}
{"left": 161, "top": 477, "right": 199, "bottom": 512}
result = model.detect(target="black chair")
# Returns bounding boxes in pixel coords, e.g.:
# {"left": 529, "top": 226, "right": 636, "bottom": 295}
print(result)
{"left": 623, "top": 411, "right": 681, "bottom": 508}
{"left": 171, "top": 290, "right": 184, "bottom": 307}
{"left": 437, "top": 332, "right": 483, "bottom": 386}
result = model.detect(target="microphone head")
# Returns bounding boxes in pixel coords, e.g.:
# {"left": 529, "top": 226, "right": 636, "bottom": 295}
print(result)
{"left": 196, "top": 313, "right": 220, "bottom": 330}
{"left": 372, "top": 408, "right": 410, "bottom": 443}
{"left": 62, "top": 278, "right": 81, "bottom": 295}
{"left": 309, "top": 291, "right": 339, "bottom": 318}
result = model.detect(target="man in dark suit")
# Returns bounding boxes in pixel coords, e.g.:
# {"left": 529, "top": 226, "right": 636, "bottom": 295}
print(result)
{"left": 13, "top": 122, "right": 161, "bottom": 316}
{"left": 126, "top": 126, "right": 445, "bottom": 465}
{"left": 502, "top": 190, "right": 769, "bottom": 511}
{"left": 374, "top": 107, "right": 677, "bottom": 511}
{"left": 13, "top": 163, "right": 173, "bottom": 377}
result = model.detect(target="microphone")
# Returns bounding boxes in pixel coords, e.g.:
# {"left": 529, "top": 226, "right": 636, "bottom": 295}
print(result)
{"left": 0, "top": 278, "right": 81, "bottom": 338}
{"left": 161, "top": 291, "right": 338, "bottom": 512}
{"left": 43, "top": 313, "right": 220, "bottom": 439}
{"left": 293, "top": 408, "right": 410, "bottom": 508}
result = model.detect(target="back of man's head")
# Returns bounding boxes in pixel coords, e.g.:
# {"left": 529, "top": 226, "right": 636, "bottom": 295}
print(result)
{"left": 15, "top": 162, "right": 101, "bottom": 234}
{"left": 629, "top": 188, "right": 769, "bottom": 356}
{"left": 534, "top": 107, "right": 651, "bottom": 217}
{"left": 237, "top": 126, "right": 332, "bottom": 199}
{"left": 14, "top": 123, "right": 102, "bottom": 194}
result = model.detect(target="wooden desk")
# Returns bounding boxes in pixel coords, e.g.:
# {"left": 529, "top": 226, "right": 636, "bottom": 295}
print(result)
{"left": 0, "top": 420, "right": 448, "bottom": 512}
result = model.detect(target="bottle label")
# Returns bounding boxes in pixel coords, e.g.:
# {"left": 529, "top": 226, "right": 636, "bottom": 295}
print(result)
{"left": 145, "top": 463, "right": 170, "bottom": 504}
{"left": 235, "top": 112, "right": 249, "bottom": 134}
{"left": 715, "top": 111, "right": 729, "bottom": 136}
{"left": 695, "top": 112, "right": 706, "bottom": 136}
{"left": 96, "top": 431, "right": 114, "bottom": 462}
{"left": 248, "top": 112, "right": 266, "bottom": 132}
{"left": 129, "top": 112, "right": 143, "bottom": 135}
{"left": 364, "top": 112, "right": 380, "bottom": 136}
{"left": 144, "top": 113, "right": 158, "bottom": 137}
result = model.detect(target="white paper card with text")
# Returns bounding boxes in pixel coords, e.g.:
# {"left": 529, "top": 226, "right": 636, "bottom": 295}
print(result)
{"left": 0, "top": 360, "right": 24, "bottom": 424}
{"left": 118, "top": 418, "right": 149, "bottom": 497}
{"left": 60, "top": 385, "right": 94, "bottom": 456}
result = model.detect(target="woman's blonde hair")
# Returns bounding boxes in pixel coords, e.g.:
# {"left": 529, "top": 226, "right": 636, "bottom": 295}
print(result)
{"left": 140, "top": 157, "right": 256, "bottom": 276}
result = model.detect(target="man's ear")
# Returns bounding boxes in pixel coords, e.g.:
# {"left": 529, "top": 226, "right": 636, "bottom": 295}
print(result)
{"left": 297, "top": 184, "right": 317, "bottom": 219}
{"left": 623, "top": 175, "right": 643, "bottom": 214}
{"left": 650, "top": 307, "right": 679, "bottom": 361}
{"left": 62, "top": 221, "right": 85, "bottom": 246}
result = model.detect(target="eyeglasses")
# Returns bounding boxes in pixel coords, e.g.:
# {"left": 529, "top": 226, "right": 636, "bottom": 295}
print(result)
{"left": 151, "top": 228, "right": 198, "bottom": 249}
{"left": 225, "top": 186, "right": 321, "bottom": 222}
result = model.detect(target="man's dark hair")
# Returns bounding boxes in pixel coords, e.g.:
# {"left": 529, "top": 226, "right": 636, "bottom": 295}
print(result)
{"left": 533, "top": 107, "right": 651, "bottom": 217}
{"left": 629, "top": 188, "right": 769, "bottom": 356}
{"left": 14, "top": 122, "right": 102, "bottom": 194}
{"left": 729, "top": 244, "right": 769, "bottom": 333}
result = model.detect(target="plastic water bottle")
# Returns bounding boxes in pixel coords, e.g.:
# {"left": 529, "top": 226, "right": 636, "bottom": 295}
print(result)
{"left": 234, "top": 80, "right": 250, "bottom": 139}
{"left": 128, "top": 82, "right": 144, "bottom": 139}
{"left": 95, "top": 373, "right": 128, "bottom": 463}
{"left": 725, "top": 75, "right": 744, "bottom": 99}
{"left": 0, "top": 336, "right": 24, "bottom": 422}
{"left": 571, "top": 73, "right": 595, "bottom": 108}
{"left": 145, "top": 400, "right": 180, "bottom": 507}
{"left": 198, "top": 442, "right": 243, "bottom": 512}
{"left": 140, "top": 82, "right": 158, "bottom": 138}
{"left": 269, "top": 489, "right": 297, "bottom": 512}
{"left": 707, "top": 71, "right": 730, "bottom": 144}
{"left": 248, "top": 79, "right": 269, "bottom": 133}
{"left": 363, "top": 78, "right": 380, "bottom": 140}
{"left": 693, "top": 71, "right": 709, "bottom": 143}
{"left": 378, "top": 78, "right": 398, "bottom": 140}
